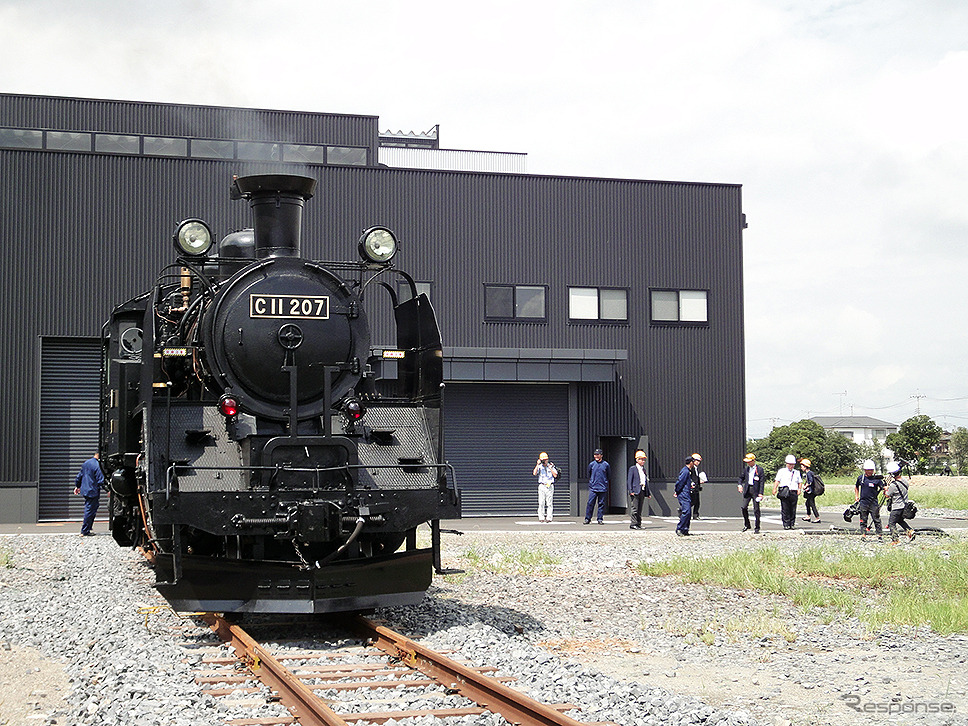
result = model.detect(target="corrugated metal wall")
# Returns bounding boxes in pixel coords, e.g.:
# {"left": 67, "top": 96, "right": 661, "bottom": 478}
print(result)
{"left": 379, "top": 147, "right": 527, "bottom": 173}
{"left": 0, "top": 93, "right": 379, "bottom": 155}
{"left": 0, "top": 95, "right": 745, "bottom": 506}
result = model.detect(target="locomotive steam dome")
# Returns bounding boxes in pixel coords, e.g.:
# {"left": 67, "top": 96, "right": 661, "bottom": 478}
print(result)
{"left": 201, "top": 175, "right": 370, "bottom": 420}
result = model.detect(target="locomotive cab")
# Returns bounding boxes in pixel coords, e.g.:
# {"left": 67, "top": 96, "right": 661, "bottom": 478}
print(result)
{"left": 100, "top": 174, "right": 459, "bottom": 613}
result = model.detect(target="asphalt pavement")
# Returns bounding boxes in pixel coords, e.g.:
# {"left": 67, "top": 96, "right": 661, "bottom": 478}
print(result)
{"left": 3, "top": 509, "right": 966, "bottom": 537}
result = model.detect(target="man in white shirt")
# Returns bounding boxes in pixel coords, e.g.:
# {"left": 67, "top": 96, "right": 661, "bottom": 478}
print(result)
{"left": 626, "top": 450, "right": 651, "bottom": 529}
{"left": 773, "top": 454, "right": 802, "bottom": 529}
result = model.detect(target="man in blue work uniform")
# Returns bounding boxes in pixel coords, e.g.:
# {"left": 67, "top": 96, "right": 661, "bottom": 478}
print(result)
{"left": 73, "top": 452, "right": 105, "bottom": 536}
{"left": 584, "top": 448, "right": 610, "bottom": 524}
{"left": 675, "top": 455, "right": 697, "bottom": 536}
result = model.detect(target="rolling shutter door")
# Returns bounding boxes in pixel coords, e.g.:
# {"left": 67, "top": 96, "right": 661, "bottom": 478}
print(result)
{"left": 39, "top": 337, "right": 102, "bottom": 521}
{"left": 444, "top": 383, "right": 569, "bottom": 516}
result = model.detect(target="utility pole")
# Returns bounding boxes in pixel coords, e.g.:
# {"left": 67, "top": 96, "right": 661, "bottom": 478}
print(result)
{"left": 834, "top": 391, "right": 847, "bottom": 416}
{"left": 912, "top": 391, "right": 926, "bottom": 415}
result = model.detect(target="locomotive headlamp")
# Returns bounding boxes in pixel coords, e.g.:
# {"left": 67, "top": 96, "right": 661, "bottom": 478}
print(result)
{"left": 218, "top": 394, "right": 239, "bottom": 418}
{"left": 173, "top": 219, "right": 213, "bottom": 257}
{"left": 358, "top": 226, "right": 398, "bottom": 264}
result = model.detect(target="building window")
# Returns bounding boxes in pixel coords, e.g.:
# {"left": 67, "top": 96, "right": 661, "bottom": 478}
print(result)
{"left": 45, "top": 131, "right": 91, "bottom": 151}
{"left": 327, "top": 146, "right": 367, "bottom": 166}
{"left": 237, "top": 141, "right": 281, "bottom": 161}
{"left": 397, "top": 280, "right": 432, "bottom": 303}
{"left": 0, "top": 128, "right": 43, "bottom": 149}
{"left": 568, "top": 287, "right": 628, "bottom": 321}
{"left": 191, "top": 139, "right": 235, "bottom": 159}
{"left": 484, "top": 284, "right": 546, "bottom": 321}
{"left": 283, "top": 143, "right": 326, "bottom": 163}
{"left": 651, "top": 289, "right": 708, "bottom": 323}
{"left": 95, "top": 134, "right": 140, "bottom": 154}
{"left": 144, "top": 136, "right": 188, "bottom": 157}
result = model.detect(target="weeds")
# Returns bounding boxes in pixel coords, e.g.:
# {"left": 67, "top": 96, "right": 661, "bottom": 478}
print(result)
{"left": 637, "top": 539, "right": 968, "bottom": 635}
{"left": 0, "top": 546, "right": 11, "bottom": 568}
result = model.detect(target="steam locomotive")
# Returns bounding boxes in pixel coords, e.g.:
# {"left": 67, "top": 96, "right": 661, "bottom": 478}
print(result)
{"left": 100, "top": 173, "right": 459, "bottom": 613}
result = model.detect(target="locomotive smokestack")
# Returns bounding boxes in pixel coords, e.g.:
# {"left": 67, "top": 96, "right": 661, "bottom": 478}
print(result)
{"left": 231, "top": 174, "right": 317, "bottom": 258}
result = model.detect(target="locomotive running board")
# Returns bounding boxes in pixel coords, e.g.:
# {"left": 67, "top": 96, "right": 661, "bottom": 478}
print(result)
{"left": 155, "top": 547, "right": 433, "bottom": 614}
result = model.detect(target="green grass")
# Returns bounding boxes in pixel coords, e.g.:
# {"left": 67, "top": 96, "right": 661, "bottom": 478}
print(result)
{"left": 0, "top": 546, "right": 11, "bottom": 568}
{"left": 637, "top": 539, "right": 968, "bottom": 634}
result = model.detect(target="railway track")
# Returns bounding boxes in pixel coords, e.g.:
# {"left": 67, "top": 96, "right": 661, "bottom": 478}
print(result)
{"left": 194, "top": 613, "right": 616, "bottom": 726}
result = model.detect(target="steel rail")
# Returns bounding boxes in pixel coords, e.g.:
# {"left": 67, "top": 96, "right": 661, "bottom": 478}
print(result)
{"left": 202, "top": 614, "right": 348, "bottom": 726}
{"left": 203, "top": 613, "right": 611, "bottom": 726}
{"left": 352, "top": 614, "right": 602, "bottom": 726}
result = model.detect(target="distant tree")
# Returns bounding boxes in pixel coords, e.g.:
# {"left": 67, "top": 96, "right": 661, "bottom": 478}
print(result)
{"left": 885, "top": 415, "right": 943, "bottom": 474}
{"left": 747, "top": 419, "right": 859, "bottom": 476}
{"left": 949, "top": 427, "right": 968, "bottom": 474}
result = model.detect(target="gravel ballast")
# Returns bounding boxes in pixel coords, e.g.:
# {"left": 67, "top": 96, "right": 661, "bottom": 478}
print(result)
{"left": 0, "top": 527, "right": 966, "bottom": 726}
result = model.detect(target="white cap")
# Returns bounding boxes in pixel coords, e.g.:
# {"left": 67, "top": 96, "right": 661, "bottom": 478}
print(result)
{"left": 863, "top": 459, "right": 876, "bottom": 470}
{"left": 887, "top": 462, "right": 901, "bottom": 474}
{"left": 785, "top": 454, "right": 796, "bottom": 464}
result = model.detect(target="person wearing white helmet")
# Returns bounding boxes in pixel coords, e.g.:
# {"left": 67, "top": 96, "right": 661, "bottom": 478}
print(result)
{"left": 855, "top": 459, "right": 885, "bottom": 539}
{"left": 773, "top": 454, "right": 802, "bottom": 529}
{"left": 885, "top": 462, "right": 915, "bottom": 543}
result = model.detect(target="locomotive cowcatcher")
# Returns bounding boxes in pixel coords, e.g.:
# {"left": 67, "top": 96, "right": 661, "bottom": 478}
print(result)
{"left": 100, "top": 173, "right": 460, "bottom": 613}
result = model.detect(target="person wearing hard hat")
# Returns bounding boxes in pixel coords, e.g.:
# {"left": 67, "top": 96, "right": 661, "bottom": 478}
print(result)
{"left": 855, "top": 459, "right": 885, "bottom": 539}
{"left": 773, "top": 454, "right": 802, "bottom": 529}
{"left": 738, "top": 453, "right": 765, "bottom": 533}
{"left": 800, "top": 458, "right": 821, "bottom": 524}
{"left": 532, "top": 452, "right": 559, "bottom": 523}
{"left": 689, "top": 453, "right": 705, "bottom": 519}
{"left": 885, "top": 462, "right": 915, "bottom": 543}
{"left": 674, "top": 455, "right": 698, "bottom": 536}
{"left": 626, "top": 449, "right": 651, "bottom": 529}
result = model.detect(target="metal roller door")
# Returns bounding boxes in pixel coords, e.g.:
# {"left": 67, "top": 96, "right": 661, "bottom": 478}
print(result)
{"left": 444, "top": 383, "right": 569, "bottom": 516}
{"left": 38, "top": 336, "right": 102, "bottom": 521}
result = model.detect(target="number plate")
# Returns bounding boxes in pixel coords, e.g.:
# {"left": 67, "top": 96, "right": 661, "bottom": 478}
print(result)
{"left": 249, "top": 294, "right": 330, "bottom": 319}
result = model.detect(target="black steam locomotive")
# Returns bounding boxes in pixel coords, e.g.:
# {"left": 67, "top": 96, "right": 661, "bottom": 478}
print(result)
{"left": 100, "top": 173, "right": 459, "bottom": 613}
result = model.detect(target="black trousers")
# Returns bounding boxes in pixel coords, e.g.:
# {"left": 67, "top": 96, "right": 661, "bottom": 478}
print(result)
{"left": 803, "top": 494, "right": 819, "bottom": 519}
{"left": 741, "top": 494, "right": 760, "bottom": 530}
{"left": 888, "top": 509, "right": 911, "bottom": 540}
{"left": 780, "top": 492, "right": 798, "bottom": 528}
{"left": 629, "top": 493, "right": 646, "bottom": 527}
{"left": 858, "top": 502, "right": 883, "bottom": 535}
{"left": 691, "top": 489, "right": 701, "bottom": 517}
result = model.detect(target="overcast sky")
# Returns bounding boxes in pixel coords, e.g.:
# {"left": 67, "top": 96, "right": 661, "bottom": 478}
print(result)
{"left": 2, "top": 0, "right": 966, "bottom": 439}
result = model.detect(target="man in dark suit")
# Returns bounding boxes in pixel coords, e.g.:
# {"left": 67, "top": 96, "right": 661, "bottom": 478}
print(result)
{"left": 738, "top": 452, "right": 765, "bottom": 533}
{"left": 626, "top": 449, "right": 651, "bottom": 529}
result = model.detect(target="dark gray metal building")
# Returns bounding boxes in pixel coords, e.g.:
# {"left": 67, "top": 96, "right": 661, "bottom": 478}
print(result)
{"left": 0, "top": 93, "right": 746, "bottom": 523}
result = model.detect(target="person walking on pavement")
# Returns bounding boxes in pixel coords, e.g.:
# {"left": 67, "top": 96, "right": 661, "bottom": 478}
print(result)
{"left": 532, "top": 452, "right": 559, "bottom": 523}
{"left": 885, "top": 462, "right": 915, "bottom": 543}
{"left": 855, "top": 459, "right": 885, "bottom": 539}
{"left": 73, "top": 452, "right": 105, "bottom": 536}
{"left": 690, "top": 453, "right": 704, "bottom": 519}
{"left": 627, "top": 449, "right": 650, "bottom": 529}
{"left": 800, "top": 458, "right": 821, "bottom": 524}
{"left": 584, "top": 448, "right": 610, "bottom": 524}
{"left": 675, "top": 455, "right": 697, "bottom": 536}
{"left": 773, "top": 454, "right": 802, "bottom": 529}
{"left": 738, "top": 453, "right": 765, "bottom": 533}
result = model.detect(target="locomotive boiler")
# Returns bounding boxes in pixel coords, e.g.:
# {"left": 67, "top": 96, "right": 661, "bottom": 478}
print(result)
{"left": 100, "top": 173, "right": 460, "bottom": 613}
